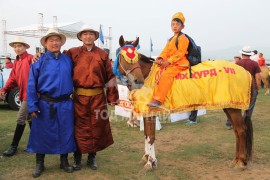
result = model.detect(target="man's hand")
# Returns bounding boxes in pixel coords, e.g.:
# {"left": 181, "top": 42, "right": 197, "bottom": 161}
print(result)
{"left": 32, "top": 53, "right": 41, "bottom": 63}
{"left": 30, "top": 111, "right": 39, "bottom": 118}
{"left": 0, "top": 91, "right": 6, "bottom": 99}
{"left": 108, "top": 100, "right": 120, "bottom": 107}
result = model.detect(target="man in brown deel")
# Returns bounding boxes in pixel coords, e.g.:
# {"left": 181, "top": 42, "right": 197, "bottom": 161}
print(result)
{"left": 64, "top": 24, "right": 119, "bottom": 170}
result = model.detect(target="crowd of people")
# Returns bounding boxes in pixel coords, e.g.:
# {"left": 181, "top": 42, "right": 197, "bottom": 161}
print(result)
{"left": 0, "top": 11, "right": 267, "bottom": 178}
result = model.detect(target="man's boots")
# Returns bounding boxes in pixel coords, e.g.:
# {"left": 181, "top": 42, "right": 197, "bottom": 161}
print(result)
{"left": 72, "top": 150, "right": 82, "bottom": 170}
{"left": 28, "top": 121, "right": 32, "bottom": 129}
{"left": 87, "top": 153, "right": 98, "bottom": 170}
{"left": 60, "top": 154, "right": 74, "bottom": 173}
{"left": 32, "top": 154, "right": 45, "bottom": 178}
{"left": 3, "top": 124, "right": 26, "bottom": 157}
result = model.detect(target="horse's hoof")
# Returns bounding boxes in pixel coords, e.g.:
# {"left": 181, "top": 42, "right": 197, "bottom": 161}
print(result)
{"left": 228, "top": 159, "right": 238, "bottom": 168}
{"left": 234, "top": 161, "right": 247, "bottom": 171}
{"left": 152, "top": 159, "right": 157, "bottom": 169}
{"left": 144, "top": 163, "right": 153, "bottom": 171}
{"left": 140, "top": 154, "right": 149, "bottom": 164}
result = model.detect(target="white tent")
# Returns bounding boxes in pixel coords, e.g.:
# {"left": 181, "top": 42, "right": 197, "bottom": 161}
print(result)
{"left": 2, "top": 18, "right": 112, "bottom": 56}
{"left": 5, "top": 21, "right": 84, "bottom": 38}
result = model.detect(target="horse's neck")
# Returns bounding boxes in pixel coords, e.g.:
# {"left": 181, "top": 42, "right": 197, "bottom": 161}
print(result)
{"left": 139, "top": 54, "right": 153, "bottom": 79}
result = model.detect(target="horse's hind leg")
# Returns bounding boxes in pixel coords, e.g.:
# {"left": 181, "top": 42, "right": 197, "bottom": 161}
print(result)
{"left": 223, "top": 109, "right": 239, "bottom": 167}
{"left": 142, "top": 116, "right": 157, "bottom": 170}
{"left": 226, "top": 108, "right": 248, "bottom": 169}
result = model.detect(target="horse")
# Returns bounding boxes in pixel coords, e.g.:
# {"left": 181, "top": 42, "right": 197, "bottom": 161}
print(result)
{"left": 260, "top": 66, "right": 269, "bottom": 95}
{"left": 114, "top": 35, "right": 253, "bottom": 171}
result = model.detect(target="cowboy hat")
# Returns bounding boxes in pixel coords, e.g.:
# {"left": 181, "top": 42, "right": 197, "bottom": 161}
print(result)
{"left": 172, "top": 12, "right": 185, "bottom": 25}
{"left": 239, "top": 46, "right": 254, "bottom": 56}
{"left": 77, "top": 24, "right": 99, "bottom": 41}
{"left": 9, "top": 37, "right": 30, "bottom": 49}
{"left": 40, "top": 28, "right": 66, "bottom": 47}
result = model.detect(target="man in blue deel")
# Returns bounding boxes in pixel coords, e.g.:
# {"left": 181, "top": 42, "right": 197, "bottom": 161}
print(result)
{"left": 27, "top": 28, "right": 76, "bottom": 178}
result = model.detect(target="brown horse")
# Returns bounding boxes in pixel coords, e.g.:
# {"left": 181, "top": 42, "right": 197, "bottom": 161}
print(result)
{"left": 260, "top": 66, "right": 269, "bottom": 95}
{"left": 115, "top": 35, "right": 253, "bottom": 170}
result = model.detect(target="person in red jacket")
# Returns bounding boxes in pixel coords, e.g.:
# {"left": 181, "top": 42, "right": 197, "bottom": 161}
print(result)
{"left": 258, "top": 53, "right": 266, "bottom": 66}
{"left": 0, "top": 37, "right": 33, "bottom": 157}
{"left": 5, "top": 57, "right": 13, "bottom": 68}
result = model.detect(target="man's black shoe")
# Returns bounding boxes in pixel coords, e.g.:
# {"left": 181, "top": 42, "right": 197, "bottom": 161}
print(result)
{"left": 87, "top": 156, "right": 98, "bottom": 170}
{"left": 3, "top": 145, "right": 17, "bottom": 157}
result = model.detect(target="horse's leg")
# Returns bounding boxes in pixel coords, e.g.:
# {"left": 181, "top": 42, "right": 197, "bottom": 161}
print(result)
{"left": 143, "top": 116, "right": 157, "bottom": 170}
{"left": 223, "top": 109, "right": 239, "bottom": 167}
{"left": 264, "top": 76, "right": 269, "bottom": 95}
{"left": 141, "top": 118, "right": 149, "bottom": 163}
{"left": 226, "top": 108, "right": 248, "bottom": 169}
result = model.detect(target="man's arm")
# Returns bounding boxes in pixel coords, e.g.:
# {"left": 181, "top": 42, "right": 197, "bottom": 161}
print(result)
{"left": 255, "top": 72, "right": 261, "bottom": 90}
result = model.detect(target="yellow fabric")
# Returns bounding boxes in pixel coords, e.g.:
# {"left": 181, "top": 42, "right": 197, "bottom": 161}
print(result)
{"left": 130, "top": 60, "right": 252, "bottom": 117}
{"left": 159, "top": 34, "right": 189, "bottom": 65}
{"left": 75, "top": 88, "right": 103, "bottom": 96}
{"left": 172, "top": 12, "right": 185, "bottom": 24}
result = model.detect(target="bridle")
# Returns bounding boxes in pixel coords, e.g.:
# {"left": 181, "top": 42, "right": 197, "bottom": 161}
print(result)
{"left": 114, "top": 44, "right": 141, "bottom": 85}
{"left": 119, "top": 55, "right": 141, "bottom": 78}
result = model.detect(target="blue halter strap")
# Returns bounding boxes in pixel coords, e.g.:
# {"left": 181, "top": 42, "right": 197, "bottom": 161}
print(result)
{"left": 113, "top": 44, "right": 135, "bottom": 85}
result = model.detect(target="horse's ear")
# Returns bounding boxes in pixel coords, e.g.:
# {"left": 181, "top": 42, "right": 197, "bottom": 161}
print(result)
{"left": 133, "top": 37, "right": 139, "bottom": 48}
{"left": 119, "top": 35, "right": 125, "bottom": 47}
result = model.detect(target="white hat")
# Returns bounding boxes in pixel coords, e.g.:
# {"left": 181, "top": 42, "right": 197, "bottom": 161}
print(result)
{"left": 239, "top": 46, "right": 254, "bottom": 56}
{"left": 77, "top": 24, "right": 99, "bottom": 41}
{"left": 9, "top": 37, "right": 30, "bottom": 49}
{"left": 40, "top": 28, "right": 66, "bottom": 47}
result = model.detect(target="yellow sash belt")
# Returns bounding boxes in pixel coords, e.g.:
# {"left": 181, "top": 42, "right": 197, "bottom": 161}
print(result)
{"left": 75, "top": 88, "right": 103, "bottom": 96}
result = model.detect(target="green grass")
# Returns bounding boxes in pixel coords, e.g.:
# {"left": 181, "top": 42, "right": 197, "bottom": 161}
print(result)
{"left": 0, "top": 89, "right": 270, "bottom": 179}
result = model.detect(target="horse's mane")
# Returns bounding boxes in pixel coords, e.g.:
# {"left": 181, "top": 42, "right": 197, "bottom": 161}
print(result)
{"left": 139, "top": 53, "right": 155, "bottom": 64}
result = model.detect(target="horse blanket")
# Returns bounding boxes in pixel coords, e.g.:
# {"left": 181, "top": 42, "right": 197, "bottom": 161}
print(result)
{"left": 130, "top": 60, "right": 252, "bottom": 117}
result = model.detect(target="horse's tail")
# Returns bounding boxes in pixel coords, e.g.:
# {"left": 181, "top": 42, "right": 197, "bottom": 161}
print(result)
{"left": 244, "top": 110, "right": 253, "bottom": 161}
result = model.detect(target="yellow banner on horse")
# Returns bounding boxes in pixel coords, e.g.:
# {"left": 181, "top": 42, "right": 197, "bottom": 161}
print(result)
{"left": 130, "top": 60, "right": 252, "bottom": 117}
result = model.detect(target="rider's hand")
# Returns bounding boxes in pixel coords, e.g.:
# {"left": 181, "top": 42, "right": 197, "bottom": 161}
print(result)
{"left": 161, "top": 61, "right": 171, "bottom": 68}
{"left": 155, "top": 57, "right": 163, "bottom": 65}
{"left": 32, "top": 53, "right": 41, "bottom": 63}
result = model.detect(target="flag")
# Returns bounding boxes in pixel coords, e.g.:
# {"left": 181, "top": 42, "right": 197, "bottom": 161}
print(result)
{"left": 99, "top": 25, "right": 104, "bottom": 44}
{"left": 150, "top": 38, "right": 153, "bottom": 52}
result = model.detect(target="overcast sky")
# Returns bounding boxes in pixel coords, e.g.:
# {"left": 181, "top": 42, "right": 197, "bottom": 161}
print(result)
{"left": 0, "top": 0, "right": 269, "bottom": 59}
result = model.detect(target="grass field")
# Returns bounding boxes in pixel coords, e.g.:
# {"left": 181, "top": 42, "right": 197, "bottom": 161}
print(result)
{"left": 0, "top": 89, "right": 270, "bottom": 180}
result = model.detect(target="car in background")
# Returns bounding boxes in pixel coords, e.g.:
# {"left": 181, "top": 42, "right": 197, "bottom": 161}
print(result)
{"left": 0, "top": 58, "right": 20, "bottom": 110}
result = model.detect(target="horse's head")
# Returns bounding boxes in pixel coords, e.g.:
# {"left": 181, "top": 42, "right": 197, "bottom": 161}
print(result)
{"left": 114, "top": 35, "right": 145, "bottom": 90}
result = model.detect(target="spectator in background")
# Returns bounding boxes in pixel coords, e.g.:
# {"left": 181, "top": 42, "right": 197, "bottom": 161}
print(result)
{"left": 185, "top": 110, "right": 198, "bottom": 124}
{"left": 258, "top": 53, "right": 266, "bottom": 67}
{"left": 251, "top": 50, "right": 259, "bottom": 62}
{"left": 234, "top": 56, "right": 241, "bottom": 63}
{"left": 226, "top": 46, "right": 261, "bottom": 130}
{"left": 5, "top": 57, "right": 13, "bottom": 68}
